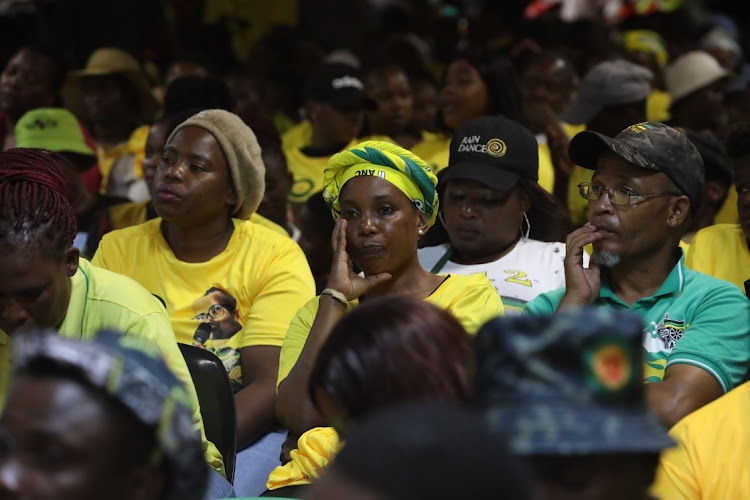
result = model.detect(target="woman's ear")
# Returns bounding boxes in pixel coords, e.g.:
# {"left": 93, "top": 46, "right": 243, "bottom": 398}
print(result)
{"left": 417, "top": 212, "right": 430, "bottom": 237}
{"left": 64, "top": 247, "right": 80, "bottom": 277}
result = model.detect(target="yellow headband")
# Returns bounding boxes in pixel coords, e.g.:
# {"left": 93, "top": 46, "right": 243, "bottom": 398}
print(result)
{"left": 323, "top": 141, "right": 439, "bottom": 225}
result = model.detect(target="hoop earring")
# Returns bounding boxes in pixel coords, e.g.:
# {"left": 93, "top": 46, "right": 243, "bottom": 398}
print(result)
{"left": 438, "top": 211, "right": 447, "bottom": 227}
{"left": 520, "top": 212, "right": 530, "bottom": 242}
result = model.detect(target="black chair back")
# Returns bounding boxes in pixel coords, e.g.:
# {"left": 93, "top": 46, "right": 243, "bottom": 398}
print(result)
{"left": 178, "top": 343, "right": 238, "bottom": 484}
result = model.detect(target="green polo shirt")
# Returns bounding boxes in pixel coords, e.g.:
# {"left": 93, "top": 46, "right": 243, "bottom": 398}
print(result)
{"left": 523, "top": 253, "right": 750, "bottom": 393}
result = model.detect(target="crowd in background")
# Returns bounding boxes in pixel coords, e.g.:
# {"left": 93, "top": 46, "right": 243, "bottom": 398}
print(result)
{"left": 1, "top": 1, "right": 750, "bottom": 499}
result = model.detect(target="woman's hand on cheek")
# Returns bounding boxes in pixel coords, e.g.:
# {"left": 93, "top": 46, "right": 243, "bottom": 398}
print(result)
{"left": 326, "top": 218, "right": 391, "bottom": 301}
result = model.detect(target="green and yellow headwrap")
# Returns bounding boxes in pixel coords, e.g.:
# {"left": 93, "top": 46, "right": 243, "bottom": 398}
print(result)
{"left": 323, "top": 141, "right": 439, "bottom": 225}
{"left": 621, "top": 30, "right": 669, "bottom": 68}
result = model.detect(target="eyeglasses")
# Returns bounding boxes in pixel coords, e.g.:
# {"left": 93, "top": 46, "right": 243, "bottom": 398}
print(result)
{"left": 578, "top": 182, "right": 681, "bottom": 207}
{"left": 193, "top": 303, "right": 229, "bottom": 321}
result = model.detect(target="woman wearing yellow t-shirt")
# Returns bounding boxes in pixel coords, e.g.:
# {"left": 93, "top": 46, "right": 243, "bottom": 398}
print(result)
{"left": 93, "top": 109, "right": 316, "bottom": 497}
{"left": 275, "top": 140, "right": 503, "bottom": 442}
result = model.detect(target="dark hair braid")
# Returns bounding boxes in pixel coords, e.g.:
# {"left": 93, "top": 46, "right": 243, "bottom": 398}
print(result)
{"left": 0, "top": 148, "right": 77, "bottom": 256}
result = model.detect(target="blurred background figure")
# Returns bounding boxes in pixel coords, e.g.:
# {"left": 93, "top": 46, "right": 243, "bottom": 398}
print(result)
{"left": 307, "top": 402, "right": 533, "bottom": 500}
{"left": 475, "top": 309, "right": 675, "bottom": 500}
{"left": 63, "top": 47, "right": 159, "bottom": 202}
{"left": 1, "top": 329, "right": 208, "bottom": 500}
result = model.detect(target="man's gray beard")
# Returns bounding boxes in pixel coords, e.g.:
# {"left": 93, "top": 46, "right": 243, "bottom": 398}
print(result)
{"left": 592, "top": 250, "right": 621, "bottom": 268}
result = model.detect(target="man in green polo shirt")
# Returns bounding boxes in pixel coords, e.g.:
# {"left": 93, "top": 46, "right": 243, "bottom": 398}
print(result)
{"left": 524, "top": 122, "right": 750, "bottom": 428}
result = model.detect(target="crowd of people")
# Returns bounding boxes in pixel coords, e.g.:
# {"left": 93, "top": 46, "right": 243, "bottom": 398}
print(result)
{"left": 1, "top": 0, "right": 750, "bottom": 499}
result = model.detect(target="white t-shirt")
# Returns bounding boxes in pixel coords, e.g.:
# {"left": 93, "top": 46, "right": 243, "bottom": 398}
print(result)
{"left": 418, "top": 239, "right": 588, "bottom": 315}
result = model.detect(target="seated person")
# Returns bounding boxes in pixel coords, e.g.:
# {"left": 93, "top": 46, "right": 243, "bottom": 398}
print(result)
{"left": 296, "top": 192, "right": 336, "bottom": 294}
{"left": 418, "top": 116, "right": 579, "bottom": 314}
{"left": 474, "top": 309, "right": 675, "bottom": 500}
{"left": 62, "top": 47, "right": 159, "bottom": 201}
{"left": 0, "top": 148, "right": 230, "bottom": 493}
{"left": 1, "top": 329, "right": 208, "bottom": 500}
{"left": 360, "top": 64, "right": 421, "bottom": 149}
{"left": 524, "top": 123, "right": 750, "bottom": 427}
{"left": 267, "top": 296, "right": 474, "bottom": 496}
{"left": 285, "top": 64, "right": 373, "bottom": 210}
{"left": 307, "top": 403, "right": 533, "bottom": 500}
{"left": 14, "top": 107, "right": 128, "bottom": 258}
{"left": 679, "top": 129, "right": 732, "bottom": 245}
{"left": 93, "top": 109, "right": 316, "bottom": 497}
{"left": 276, "top": 140, "right": 503, "bottom": 441}
{"left": 685, "top": 122, "right": 750, "bottom": 290}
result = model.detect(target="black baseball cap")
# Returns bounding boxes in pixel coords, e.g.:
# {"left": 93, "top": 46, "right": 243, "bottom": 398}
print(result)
{"left": 443, "top": 115, "right": 539, "bottom": 191}
{"left": 568, "top": 122, "right": 705, "bottom": 209}
{"left": 304, "top": 63, "right": 376, "bottom": 111}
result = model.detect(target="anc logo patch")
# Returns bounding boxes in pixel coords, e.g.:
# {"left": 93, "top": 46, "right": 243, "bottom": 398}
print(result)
{"left": 656, "top": 312, "right": 685, "bottom": 349}
{"left": 584, "top": 336, "right": 638, "bottom": 398}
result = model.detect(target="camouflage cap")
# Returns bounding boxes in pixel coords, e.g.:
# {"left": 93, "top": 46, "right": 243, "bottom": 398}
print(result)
{"left": 12, "top": 330, "right": 208, "bottom": 500}
{"left": 474, "top": 308, "right": 674, "bottom": 456}
{"left": 568, "top": 122, "right": 705, "bottom": 210}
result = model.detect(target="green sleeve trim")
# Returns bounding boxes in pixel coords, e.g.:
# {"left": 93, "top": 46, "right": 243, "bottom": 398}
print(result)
{"left": 666, "top": 355, "right": 729, "bottom": 393}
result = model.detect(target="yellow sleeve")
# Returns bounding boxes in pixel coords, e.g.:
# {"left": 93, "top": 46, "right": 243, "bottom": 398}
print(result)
{"left": 277, "top": 296, "right": 321, "bottom": 388}
{"left": 567, "top": 165, "right": 594, "bottom": 227}
{"left": 129, "top": 310, "right": 226, "bottom": 476}
{"left": 240, "top": 241, "right": 316, "bottom": 348}
{"left": 448, "top": 283, "right": 504, "bottom": 335}
{"left": 537, "top": 143, "right": 555, "bottom": 194}
{"left": 651, "top": 422, "right": 700, "bottom": 500}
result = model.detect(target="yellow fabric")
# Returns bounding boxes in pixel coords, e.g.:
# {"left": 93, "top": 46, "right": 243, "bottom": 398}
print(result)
{"left": 647, "top": 89, "right": 671, "bottom": 123}
{"left": 281, "top": 121, "right": 311, "bottom": 153}
{"left": 678, "top": 239, "right": 690, "bottom": 254}
{"left": 536, "top": 142, "right": 556, "bottom": 194}
{"left": 715, "top": 185, "right": 739, "bottom": 224}
{"left": 0, "top": 258, "right": 225, "bottom": 475}
{"left": 203, "top": 0, "right": 297, "bottom": 62}
{"left": 651, "top": 381, "right": 750, "bottom": 500}
{"left": 410, "top": 134, "right": 451, "bottom": 174}
{"left": 109, "top": 199, "right": 150, "bottom": 230}
{"left": 562, "top": 123, "right": 591, "bottom": 227}
{"left": 277, "top": 273, "right": 503, "bottom": 388}
{"left": 286, "top": 145, "right": 349, "bottom": 204}
{"left": 92, "top": 218, "right": 315, "bottom": 391}
{"left": 685, "top": 224, "right": 750, "bottom": 291}
{"left": 266, "top": 427, "right": 341, "bottom": 490}
{"left": 97, "top": 124, "right": 149, "bottom": 195}
{"left": 324, "top": 141, "right": 439, "bottom": 226}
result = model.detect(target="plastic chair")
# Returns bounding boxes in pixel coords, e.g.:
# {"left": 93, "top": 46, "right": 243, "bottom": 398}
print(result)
{"left": 179, "top": 343, "right": 238, "bottom": 484}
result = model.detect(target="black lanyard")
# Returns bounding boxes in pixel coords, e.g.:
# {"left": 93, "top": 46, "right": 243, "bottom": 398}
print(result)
{"left": 429, "top": 246, "right": 455, "bottom": 274}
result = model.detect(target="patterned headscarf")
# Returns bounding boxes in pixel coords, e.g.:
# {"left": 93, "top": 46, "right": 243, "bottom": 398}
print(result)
{"left": 621, "top": 30, "right": 669, "bottom": 68}
{"left": 323, "top": 141, "right": 439, "bottom": 225}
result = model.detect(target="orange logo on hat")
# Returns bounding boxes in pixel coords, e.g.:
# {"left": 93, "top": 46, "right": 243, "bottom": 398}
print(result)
{"left": 486, "top": 138, "right": 507, "bottom": 157}
{"left": 591, "top": 344, "right": 631, "bottom": 390}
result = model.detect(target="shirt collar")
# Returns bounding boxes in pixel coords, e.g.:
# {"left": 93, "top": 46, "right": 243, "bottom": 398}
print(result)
{"left": 599, "top": 249, "right": 685, "bottom": 302}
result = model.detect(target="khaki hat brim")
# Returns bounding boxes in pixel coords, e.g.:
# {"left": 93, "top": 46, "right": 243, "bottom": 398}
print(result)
{"left": 62, "top": 68, "right": 158, "bottom": 123}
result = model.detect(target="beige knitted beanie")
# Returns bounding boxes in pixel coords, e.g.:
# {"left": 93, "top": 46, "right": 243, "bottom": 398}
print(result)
{"left": 167, "top": 109, "right": 265, "bottom": 219}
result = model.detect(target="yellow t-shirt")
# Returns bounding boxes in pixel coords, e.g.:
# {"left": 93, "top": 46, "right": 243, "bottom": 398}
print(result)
{"left": 97, "top": 124, "right": 150, "bottom": 198}
{"left": 92, "top": 218, "right": 316, "bottom": 392}
{"left": 286, "top": 148, "right": 334, "bottom": 204}
{"left": 536, "top": 142, "right": 557, "bottom": 195}
{"left": 685, "top": 223, "right": 750, "bottom": 291}
{"left": 651, "top": 380, "right": 750, "bottom": 500}
{"left": 410, "top": 134, "right": 451, "bottom": 174}
{"left": 0, "top": 258, "right": 225, "bottom": 475}
{"left": 277, "top": 273, "right": 503, "bottom": 388}
{"left": 282, "top": 120, "right": 313, "bottom": 153}
{"left": 715, "top": 185, "right": 739, "bottom": 225}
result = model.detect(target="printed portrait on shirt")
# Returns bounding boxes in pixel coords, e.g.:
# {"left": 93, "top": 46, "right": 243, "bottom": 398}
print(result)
{"left": 191, "top": 286, "right": 243, "bottom": 392}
